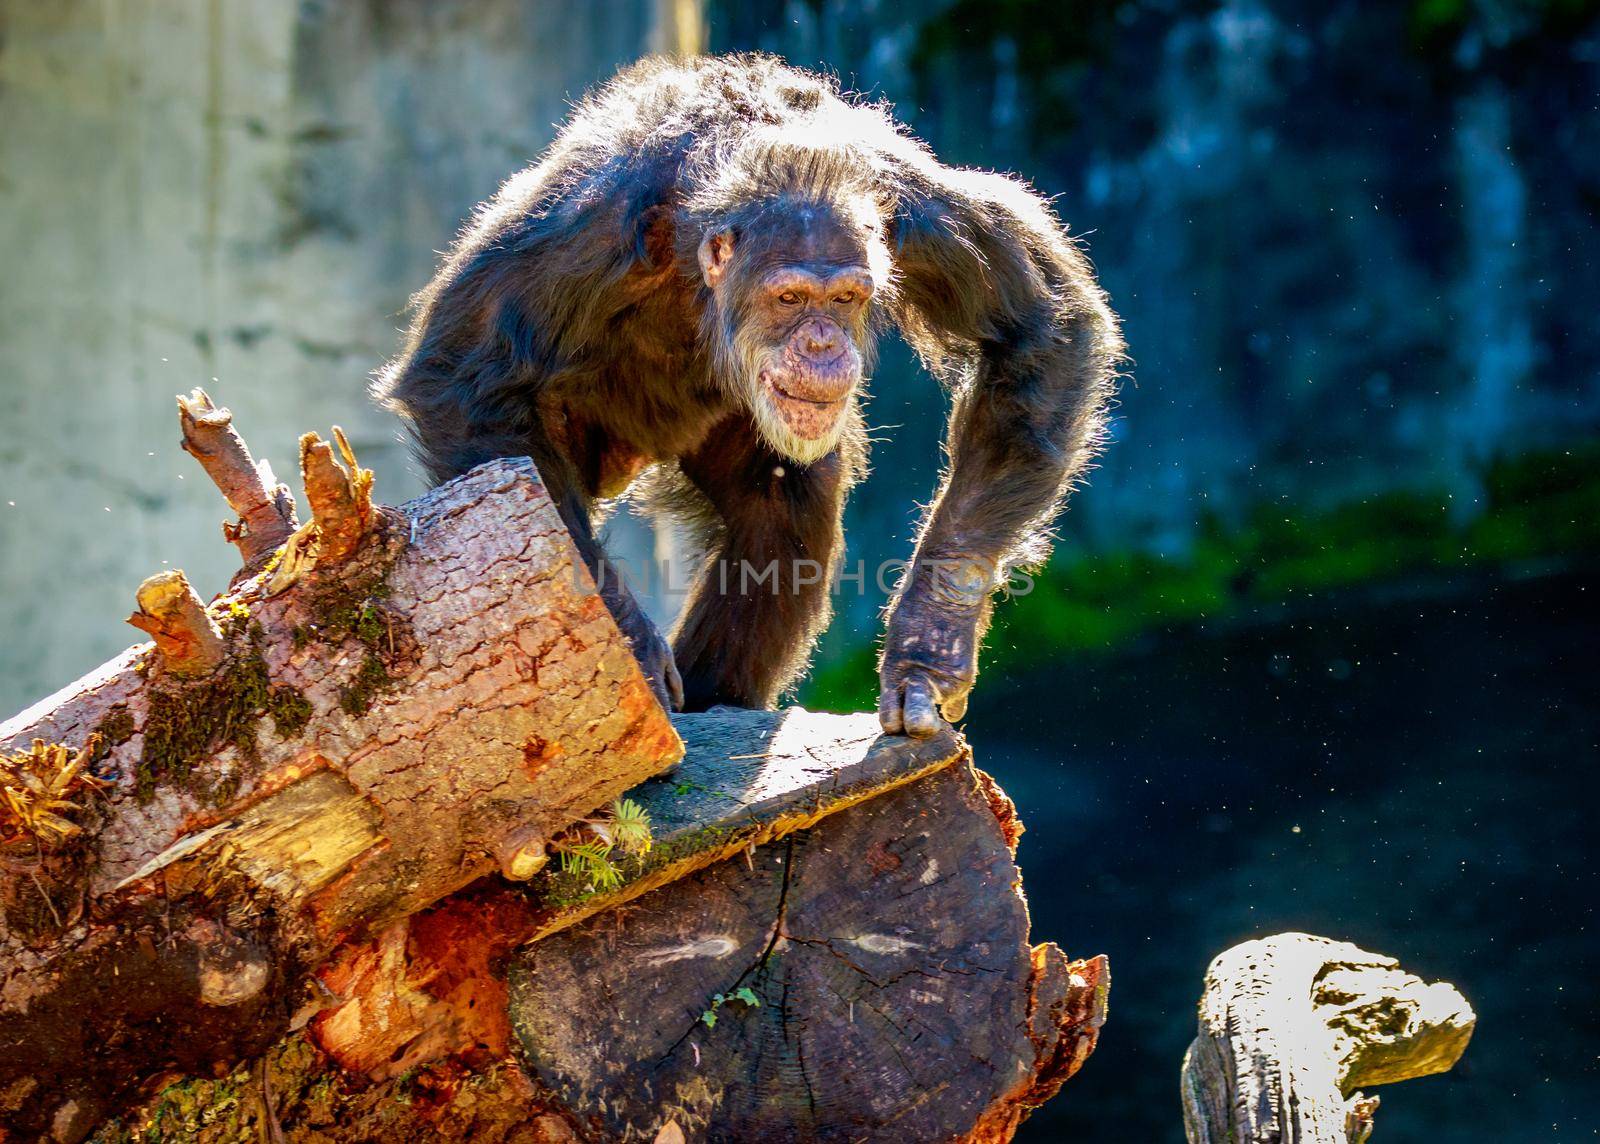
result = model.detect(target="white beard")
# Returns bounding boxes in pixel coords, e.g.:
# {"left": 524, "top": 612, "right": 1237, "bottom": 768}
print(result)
{"left": 749, "top": 387, "right": 843, "bottom": 464}
{"left": 715, "top": 316, "right": 846, "bottom": 464}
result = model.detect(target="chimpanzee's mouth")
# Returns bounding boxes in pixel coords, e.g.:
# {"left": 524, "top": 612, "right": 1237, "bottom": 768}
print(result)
{"left": 770, "top": 380, "right": 844, "bottom": 407}
{"left": 762, "top": 372, "right": 851, "bottom": 442}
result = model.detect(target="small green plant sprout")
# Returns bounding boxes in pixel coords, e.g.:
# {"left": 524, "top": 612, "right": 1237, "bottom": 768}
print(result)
{"left": 551, "top": 796, "right": 654, "bottom": 893}
{"left": 592, "top": 796, "right": 653, "bottom": 856}
{"left": 0, "top": 734, "right": 108, "bottom": 848}
{"left": 700, "top": 986, "right": 761, "bottom": 1029}
{"left": 556, "top": 839, "right": 625, "bottom": 893}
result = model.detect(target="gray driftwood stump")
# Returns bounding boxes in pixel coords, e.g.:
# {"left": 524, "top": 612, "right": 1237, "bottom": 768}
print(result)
{"left": 1181, "top": 933, "right": 1476, "bottom": 1144}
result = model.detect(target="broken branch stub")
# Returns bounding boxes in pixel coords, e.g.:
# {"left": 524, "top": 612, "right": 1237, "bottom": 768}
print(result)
{"left": 1180, "top": 932, "right": 1475, "bottom": 1144}
{"left": 495, "top": 824, "right": 551, "bottom": 882}
{"left": 177, "top": 388, "right": 298, "bottom": 567}
{"left": 299, "top": 427, "right": 375, "bottom": 566}
{"left": 125, "top": 569, "right": 225, "bottom": 677}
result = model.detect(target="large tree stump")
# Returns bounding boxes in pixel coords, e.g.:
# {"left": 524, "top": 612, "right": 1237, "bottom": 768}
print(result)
{"left": 0, "top": 398, "right": 680, "bottom": 1139}
{"left": 1181, "top": 933, "right": 1476, "bottom": 1144}
{"left": 510, "top": 761, "right": 1108, "bottom": 1143}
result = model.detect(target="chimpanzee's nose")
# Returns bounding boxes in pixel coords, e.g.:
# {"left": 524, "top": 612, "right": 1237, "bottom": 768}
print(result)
{"left": 802, "top": 319, "right": 838, "bottom": 356}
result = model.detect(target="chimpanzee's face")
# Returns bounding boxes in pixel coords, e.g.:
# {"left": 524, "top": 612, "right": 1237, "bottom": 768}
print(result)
{"left": 698, "top": 207, "right": 878, "bottom": 464}
{"left": 743, "top": 261, "right": 871, "bottom": 456}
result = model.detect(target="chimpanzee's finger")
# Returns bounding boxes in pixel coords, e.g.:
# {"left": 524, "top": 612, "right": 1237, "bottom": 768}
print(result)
{"left": 646, "top": 672, "right": 671, "bottom": 713}
{"left": 878, "top": 682, "right": 905, "bottom": 734}
{"left": 940, "top": 689, "right": 968, "bottom": 723}
{"left": 665, "top": 654, "right": 685, "bottom": 712}
{"left": 902, "top": 674, "right": 941, "bottom": 738}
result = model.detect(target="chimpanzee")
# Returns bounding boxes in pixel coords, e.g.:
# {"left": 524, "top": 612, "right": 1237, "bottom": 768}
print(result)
{"left": 377, "top": 54, "right": 1123, "bottom": 737}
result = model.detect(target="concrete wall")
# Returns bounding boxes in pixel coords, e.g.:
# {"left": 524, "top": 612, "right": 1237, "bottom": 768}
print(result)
{"left": 0, "top": 0, "right": 663, "bottom": 714}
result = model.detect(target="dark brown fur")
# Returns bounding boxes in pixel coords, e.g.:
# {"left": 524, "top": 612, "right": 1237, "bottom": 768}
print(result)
{"left": 376, "top": 54, "right": 1124, "bottom": 729}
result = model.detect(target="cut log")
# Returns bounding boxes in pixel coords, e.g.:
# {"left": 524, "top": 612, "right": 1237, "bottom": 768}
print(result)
{"left": 303, "top": 709, "right": 968, "bottom": 1079}
{"left": 509, "top": 760, "right": 1107, "bottom": 1143}
{"left": 87, "top": 715, "right": 1104, "bottom": 1144}
{"left": 1180, "top": 933, "right": 1476, "bottom": 1144}
{"left": 0, "top": 400, "right": 681, "bottom": 1139}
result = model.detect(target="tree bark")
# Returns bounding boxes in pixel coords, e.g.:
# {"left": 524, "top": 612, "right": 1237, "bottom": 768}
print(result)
{"left": 0, "top": 410, "right": 680, "bottom": 1138}
{"left": 1180, "top": 933, "right": 1476, "bottom": 1144}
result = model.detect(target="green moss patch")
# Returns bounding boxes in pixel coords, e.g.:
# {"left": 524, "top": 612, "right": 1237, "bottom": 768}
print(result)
{"left": 298, "top": 570, "right": 410, "bottom": 720}
{"left": 92, "top": 1033, "right": 536, "bottom": 1144}
{"left": 338, "top": 651, "right": 394, "bottom": 718}
{"left": 88, "top": 705, "right": 136, "bottom": 771}
{"left": 137, "top": 618, "right": 311, "bottom": 803}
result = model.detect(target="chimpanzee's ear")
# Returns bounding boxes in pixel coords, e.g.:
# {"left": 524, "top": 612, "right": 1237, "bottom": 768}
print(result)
{"left": 697, "top": 228, "right": 737, "bottom": 288}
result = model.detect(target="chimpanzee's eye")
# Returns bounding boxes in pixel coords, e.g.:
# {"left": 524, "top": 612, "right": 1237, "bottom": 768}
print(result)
{"left": 833, "top": 291, "right": 856, "bottom": 305}
{"left": 777, "top": 290, "right": 801, "bottom": 306}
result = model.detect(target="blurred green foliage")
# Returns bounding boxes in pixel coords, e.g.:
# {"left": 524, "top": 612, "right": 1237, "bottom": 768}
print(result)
{"left": 1410, "top": 0, "right": 1600, "bottom": 51}
{"left": 802, "top": 442, "right": 1600, "bottom": 712}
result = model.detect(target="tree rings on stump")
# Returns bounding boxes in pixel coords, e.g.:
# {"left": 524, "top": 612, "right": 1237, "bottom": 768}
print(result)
{"left": 509, "top": 762, "right": 1090, "bottom": 1142}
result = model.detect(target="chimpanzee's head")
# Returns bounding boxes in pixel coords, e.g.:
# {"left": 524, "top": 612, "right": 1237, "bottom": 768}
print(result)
{"left": 695, "top": 195, "right": 889, "bottom": 464}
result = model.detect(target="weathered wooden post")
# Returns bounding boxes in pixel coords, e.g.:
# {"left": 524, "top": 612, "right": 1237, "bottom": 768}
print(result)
{"left": 1181, "top": 932, "right": 1475, "bottom": 1144}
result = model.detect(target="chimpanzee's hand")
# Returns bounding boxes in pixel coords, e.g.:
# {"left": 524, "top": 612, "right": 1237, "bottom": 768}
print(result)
{"left": 877, "top": 561, "right": 988, "bottom": 737}
{"left": 620, "top": 607, "right": 684, "bottom": 713}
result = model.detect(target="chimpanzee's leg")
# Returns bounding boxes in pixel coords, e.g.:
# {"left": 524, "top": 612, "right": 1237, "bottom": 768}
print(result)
{"left": 671, "top": 420, "right": 850, "bottom": 710}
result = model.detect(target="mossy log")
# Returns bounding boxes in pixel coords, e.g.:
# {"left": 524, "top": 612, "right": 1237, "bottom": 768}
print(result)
{"left": 1180, "top": 933, "right": 1476, "bottom": 1144}
{"left": 0, "top": 398, "right": 681, "bottom": 1140}
{"left": 86, "top": 713, "right": 1105, "bottom": 1144}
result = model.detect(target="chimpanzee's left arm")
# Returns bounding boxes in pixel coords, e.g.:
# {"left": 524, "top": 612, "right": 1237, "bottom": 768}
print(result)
{"left": 878, "top": 160, "right": 1124, "bottom": 736}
